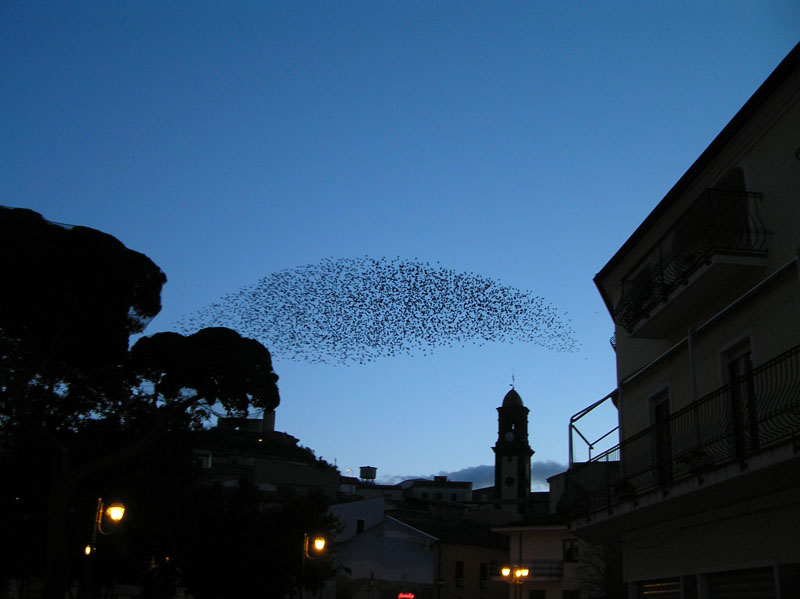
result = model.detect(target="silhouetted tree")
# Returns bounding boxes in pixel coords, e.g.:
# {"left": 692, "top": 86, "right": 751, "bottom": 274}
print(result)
{"left": 169, "top": 482, "right": 337, "bottom": 598}
{"left": 576, "top": 542, "right": 623, "bottom": 599}
{"left": 0, "top": 207, "right": 280, "bottom": 598}
{"left": 64, "top": 431, "right": 338, "bottom": 599}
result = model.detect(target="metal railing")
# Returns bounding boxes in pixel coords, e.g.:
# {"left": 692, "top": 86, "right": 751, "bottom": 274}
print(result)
{"left": 614, "top": 189, "right": 768, "bottom": 332}
{"left": 574, "top": 343, "right": 800, "bottom": 515}
{"left": 525, "top": 559, "right": 564, "bottom": 579}
{"left": 568, "top": 390, "right": 619, "bottom": 466}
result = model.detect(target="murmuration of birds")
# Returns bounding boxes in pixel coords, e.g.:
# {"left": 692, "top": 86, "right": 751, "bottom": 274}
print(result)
{"left": 177, "top": 257, "right": 579, "bottom": 365}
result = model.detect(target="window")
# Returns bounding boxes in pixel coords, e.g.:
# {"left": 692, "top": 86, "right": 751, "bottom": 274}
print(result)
{"left": 707, "top": 567, "right": 775, "bottom": 597}
{"left": 356, "top": 519, "right": 365, "bottom": 534}
{"left": 194, "top": 452, "right": 212, "bottom": 469}
{"left": 723, "top": 338, "right": 759, "bottom": 456}
{"left": 479, "top": 563, "right": 488, "bottom": 588}
{"left": 714, "top": 168, "right": 750, "bottom": 249}
{"left": 650, "top": 390, "right": 673, "bottom": 486}
{"left": 455, "top": 561, "right": 464, "bottom": 587}
{"left": 629, "top": 264, "right": 655, "bottom": 307}
{"left": 563, "top": 538, "right": 579, "bottom": 562}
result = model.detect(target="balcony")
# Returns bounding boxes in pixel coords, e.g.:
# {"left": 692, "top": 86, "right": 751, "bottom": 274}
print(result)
{"left": 492, "top": 560, "right": 564, "bottom": 584}
{"left": 614, "top": 189, "right": 769, "bottom": 337}
{"left": 530, "top": 559, "right": 563, "bottom": 579}
{"left": 522, "top": 560, "right": 564, "bottom": 580}
{"left": 562, "top": 344, "right": 800, "bottom": 536}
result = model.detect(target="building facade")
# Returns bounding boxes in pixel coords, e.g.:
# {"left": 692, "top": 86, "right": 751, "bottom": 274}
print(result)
{"left": 493, "top": 510, "right": 588, "bottom": 599}
{"left": 558, "top": 43, "right": 800, "bottom": 598}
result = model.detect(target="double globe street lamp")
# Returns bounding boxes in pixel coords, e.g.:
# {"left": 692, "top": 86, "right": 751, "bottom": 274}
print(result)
{"left": 501, "top": 565, "right": 529, "bottom": 599}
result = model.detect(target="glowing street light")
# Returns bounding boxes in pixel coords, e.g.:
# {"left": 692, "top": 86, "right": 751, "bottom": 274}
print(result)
{"left": 81, "top": 497, "right": 126, "bottom": 598}
{"left": 301, "top": 533, "right": 327, "bottom": 599}
{"left": 105, "top": 503, "right": 125, "bottom": 523}
{"left": 303, "top": 533, "right": 326, "bottom": 558}
{"left": 501, "top": 564, "right": 529, "bottom": 599}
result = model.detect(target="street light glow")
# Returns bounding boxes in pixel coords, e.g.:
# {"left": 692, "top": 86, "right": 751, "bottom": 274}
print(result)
{"left": 105, "top": 503, "right": 125, "bottom": 522}
{"left": 313, "top": 537, "right": 326, "bottom": 552}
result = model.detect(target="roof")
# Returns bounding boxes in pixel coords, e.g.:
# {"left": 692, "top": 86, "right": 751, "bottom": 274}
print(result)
{"left": 594, "top": 41, "right": 800, "bottom": 309}
{"left": 393, "top": 517, "right": 509, "bottom": 549}
{"left": 502, "top": 388, "right": 524, "bottom": 408}
{"left": 408, "top": 479, "right": 472, "bottom": 488}
{"left": 493, "top": 512, "right": 567, "bottom": 529}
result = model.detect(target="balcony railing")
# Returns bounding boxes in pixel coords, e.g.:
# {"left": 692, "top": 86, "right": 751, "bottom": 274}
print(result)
{"left": 573, "top": 343, "right": 800, "bottom": 516}
{"left": 525, "top": 559, "right": 564, "bottom": 579}
{"left": 614, "top": 189, "right": 768, "bottom": 332}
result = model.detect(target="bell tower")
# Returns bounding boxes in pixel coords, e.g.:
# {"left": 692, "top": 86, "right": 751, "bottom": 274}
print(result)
{"left": 492, "top": 387, "right": 534, "bottom": 513}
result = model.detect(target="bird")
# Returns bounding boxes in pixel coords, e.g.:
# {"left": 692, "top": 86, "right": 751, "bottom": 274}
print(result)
{"left": 177, "top": 256, "right": 580, "bottom": 365}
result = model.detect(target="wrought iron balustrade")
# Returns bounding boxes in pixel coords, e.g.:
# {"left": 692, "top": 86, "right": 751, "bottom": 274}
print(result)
{"left": 577, "top": 343, "right": 800, "bottom": 515}
{"left": 615, "top": 189, "right": 768, "bottom": 332}
{"left": 525, "top": 559, "right": 564, "bottom": 579}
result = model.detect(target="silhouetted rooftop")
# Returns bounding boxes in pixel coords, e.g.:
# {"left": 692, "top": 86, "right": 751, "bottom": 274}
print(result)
{"left": 502, "top": 388, "right": 524, "bottom": 407}
{"left": 394, "top": 517, "right": 509, "bottom": 549}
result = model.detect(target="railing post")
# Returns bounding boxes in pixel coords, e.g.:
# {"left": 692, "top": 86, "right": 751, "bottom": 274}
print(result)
{"left": 568, "top": 423, "right": 574, "bottom": 469}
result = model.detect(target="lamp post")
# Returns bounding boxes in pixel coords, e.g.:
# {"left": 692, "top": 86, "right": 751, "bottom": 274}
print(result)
{"left": 501, "top": 565, "right": 529, "bottom": 599}
{"left": 81, "top": 497, "right": 125, "bottom": 599}
{"left": 300, "top": 533, "right": 326, "bottom": 599}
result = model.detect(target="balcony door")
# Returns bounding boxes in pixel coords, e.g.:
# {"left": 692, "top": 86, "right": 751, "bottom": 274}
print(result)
{"left": 725, "top": 341, "right": 759, "bottom": 458}
{"left": 651, "top": 391, "right": 673, "bottom": 487}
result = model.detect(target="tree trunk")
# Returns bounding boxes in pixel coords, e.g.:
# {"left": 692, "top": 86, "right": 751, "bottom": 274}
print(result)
{"left": 43, "top": 449, "right": 72, "bottom": 599}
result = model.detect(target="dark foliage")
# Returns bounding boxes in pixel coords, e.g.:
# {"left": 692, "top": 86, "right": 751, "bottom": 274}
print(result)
{"left": 130, "top": 327, "right": 280, "bottom": 414}
{"left": 0, "top": 207, "right": 284, "bottom": 598}
{"left": 171, "top": 481, "right": 337, "bottom": 598}
{"left": 0, "top": 206, "right": 165, "bottom": 387}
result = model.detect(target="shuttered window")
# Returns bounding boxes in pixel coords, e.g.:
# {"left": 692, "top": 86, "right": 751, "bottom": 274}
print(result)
{"left": 636, "top": 578, "right": 680, "bottom": 598}
{"left": 707, "top": 567, "right": 776, "bottom": 599}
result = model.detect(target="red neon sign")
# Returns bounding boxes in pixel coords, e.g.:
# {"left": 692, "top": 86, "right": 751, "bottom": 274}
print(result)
{"left": 398, "top": 594, "right": 415, "bottom": 599}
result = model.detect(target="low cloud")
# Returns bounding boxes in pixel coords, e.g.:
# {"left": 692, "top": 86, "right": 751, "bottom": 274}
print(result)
{"left": 531, "top": 460, "right": 568, "bottom": 489}
{"left": 437, "top": 465, "right": 495, "bottom": 489}
{"left": 377, "top": 460, "right": 568, "bottom": 491}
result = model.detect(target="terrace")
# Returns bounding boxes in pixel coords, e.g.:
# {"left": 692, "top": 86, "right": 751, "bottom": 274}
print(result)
{"left": 614, "top": 188, "right": 769, "bottom": 337}
{"left": 560, "top": 343, "right": 800, "bottom": 540}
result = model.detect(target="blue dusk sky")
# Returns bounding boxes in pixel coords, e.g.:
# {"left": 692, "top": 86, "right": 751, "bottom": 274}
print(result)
{"left": 2, "top": 2, "right": 798, "bottom": 487}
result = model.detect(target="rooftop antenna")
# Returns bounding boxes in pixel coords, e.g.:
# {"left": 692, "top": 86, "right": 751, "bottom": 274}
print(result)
{"left": 510, "top": 370, "right": 515, "bottom": 389}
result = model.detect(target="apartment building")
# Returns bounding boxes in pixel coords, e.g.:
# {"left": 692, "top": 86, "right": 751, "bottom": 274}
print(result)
{"left": 557, "top": 43, "right": 800, "bottom": 598}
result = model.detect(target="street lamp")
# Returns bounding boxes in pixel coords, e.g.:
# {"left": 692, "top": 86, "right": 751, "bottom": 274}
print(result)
{"left": 81, "top": 497, "right": 126, "bottom": 599}
{"left": 501, "top": 564, "right": 529, "bottom": 599}
{"left": 304, "top": 533, "right": 326, "bottom": 557}
{"left": 300, "top": 533, "right": 327, "bottom": 599}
